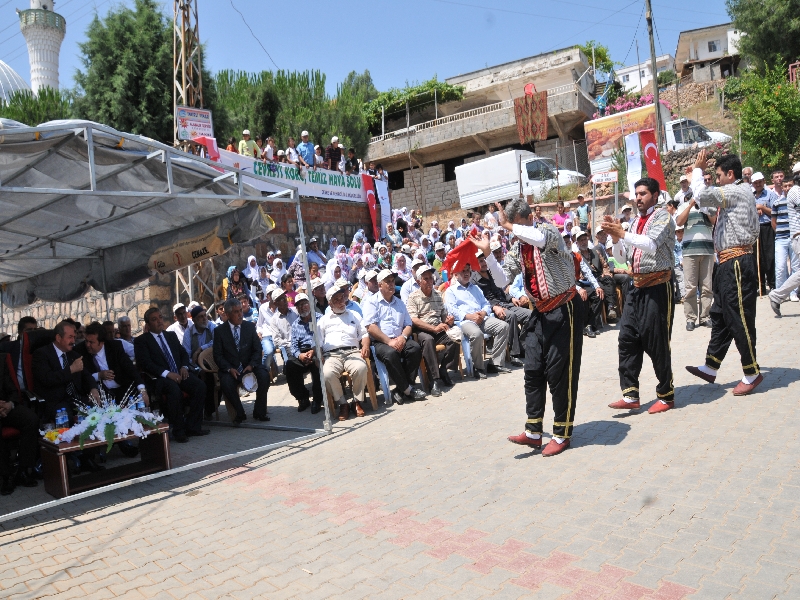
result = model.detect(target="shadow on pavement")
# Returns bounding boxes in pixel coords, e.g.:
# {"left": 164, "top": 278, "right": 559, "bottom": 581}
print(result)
{"left": 513, "top": 419, "right": 631, "bottom": 458}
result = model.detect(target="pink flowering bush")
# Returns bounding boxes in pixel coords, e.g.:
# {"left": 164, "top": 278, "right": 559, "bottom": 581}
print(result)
{"left": 593, "top": 95, "right": 674, "bottom": 119}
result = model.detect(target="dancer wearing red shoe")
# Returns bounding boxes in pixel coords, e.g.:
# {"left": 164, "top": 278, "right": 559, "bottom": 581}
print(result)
{"left": 684, "top": 151, "right": 763, "bottom": 395}
{"left": 496, "top": 200, "right": 584, "bottom": 457}
{"left": 601, "top": 178, "right": 676, "bottom": 414}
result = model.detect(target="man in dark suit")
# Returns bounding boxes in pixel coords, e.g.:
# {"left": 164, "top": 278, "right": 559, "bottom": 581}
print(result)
{"left": 1, "top": 351, "right": 39, "bottom": 495}
{"left": 32, "top": 320, "right": 100, "bottom": 423}
{"left": 213, "top": 297, "right": 271, "bottom": 424}
{"left": 134, "top": 307, "right": 208, "bottom": 443}
{"left": 2, "top": 316, "right": 38, "bottom": 393}
{"left": 77, "top": 322, "right": 148, "bottom": 404}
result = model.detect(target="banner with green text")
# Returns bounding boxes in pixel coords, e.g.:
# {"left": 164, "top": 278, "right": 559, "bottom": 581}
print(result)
{"left": 218, "top": 149, "right": 368, "bottom": 203}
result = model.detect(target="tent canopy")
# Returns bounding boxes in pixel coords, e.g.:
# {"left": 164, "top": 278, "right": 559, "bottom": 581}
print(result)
{"left": 0, "top": 120, "right": 297, "bottom": 307}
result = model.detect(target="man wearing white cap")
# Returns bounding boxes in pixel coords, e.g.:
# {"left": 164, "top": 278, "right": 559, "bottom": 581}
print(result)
{"left": 769, "top": 162, "right": 800, "bottom": 315}
{"left": 432, "top": 242, "right": 447, "bottom": 275}
{"left": 310, "top": 277, "right": 328, "bottom": 313}
{"left": 269, "top": 288, "right": 298, "bottom": 363}
{"left": 285, "top": 294, "right": 324, "bottom": 413}
{"left": 400, "top": 260, "right": 425, "bottom": 304}
{"left": 362, "top": 270, "right": 427, "bottom": 404}
{"left": 297, "top": 131, "right": 315, "bottom": 167}
{"left": 752, "top": 171, "right": 777, "bottom": 291}
{"left": 166, "top": 303, "right": 189, "bottom": 344}
{"left": 359, "top": 270, "right": 380, "bottom": 308}
{"left": 238, "top": 130, "right": 259, "bottom": 158}
{"left": 407, "top": 265, "right": 459, "bottom": 396}
{"left": 674, "top": 174, "right": 692, "bottom": 204}
{"left": 318, "top": 285, "right": 371, "bottom": 420}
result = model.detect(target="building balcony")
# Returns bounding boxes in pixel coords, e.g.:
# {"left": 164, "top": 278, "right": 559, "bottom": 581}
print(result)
{"left": 366, "top": 83, "right": 596, "bottom": 171}
{"left": 18, "top": 9, "right": 66, "bottom": 33}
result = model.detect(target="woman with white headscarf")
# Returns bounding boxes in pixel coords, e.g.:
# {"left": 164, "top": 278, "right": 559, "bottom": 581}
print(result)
{"left": 392, "top": 253, "right": 413, "bottom": 283}
{"left": 322, "top": 258, "right": 341, "bottom": 291}
{"left": 243, "top": 255, "right": 259, "bottom": 283}
{"left": 269, "top": 258, "right": 286, "bottom": 284}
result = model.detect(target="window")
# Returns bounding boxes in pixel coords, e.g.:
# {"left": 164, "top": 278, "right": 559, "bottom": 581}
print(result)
{"left": 622, "top": 74, "right": 630, "bottom": 83}
{"left": 525, "top": 159, "right": 555, "bottom": 181}
{"left": 443, "top": 157, "right": 464, "bottom": 182}
{"left": 708, "top": 40, "right": 719, "bottom": 53}
{"left": 388, "top": 170, "right": 404, "bottom": 190}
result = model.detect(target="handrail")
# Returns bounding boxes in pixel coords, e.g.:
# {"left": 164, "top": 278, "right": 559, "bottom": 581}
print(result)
{"left": 18, "top": 8, "right": 66, "bottom": 31}
{"left": 369, "top": 83, "right": 583, "bottom": 144}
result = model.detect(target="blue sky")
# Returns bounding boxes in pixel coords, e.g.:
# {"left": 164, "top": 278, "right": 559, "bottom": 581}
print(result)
{"left": 0, "top": 0, "right": 731, "bottom": 94}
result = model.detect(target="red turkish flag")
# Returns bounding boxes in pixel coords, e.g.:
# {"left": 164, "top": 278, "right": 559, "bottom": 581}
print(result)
{"left": 639, "top": 129, "right": 666, "bottom": 192}
{"left": 193, "top": 136, "right": 220, "bottom": 161}
{"left": 442, "top": 239, "right": 480, "bottom": 278}
{"left": 361, "top": 174, "right": 379, "bottom": 241}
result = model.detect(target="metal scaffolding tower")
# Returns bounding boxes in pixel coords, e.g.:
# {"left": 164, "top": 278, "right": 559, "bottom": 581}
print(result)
{"left": 173, "top": 0, "right": 204, "bottom": 148}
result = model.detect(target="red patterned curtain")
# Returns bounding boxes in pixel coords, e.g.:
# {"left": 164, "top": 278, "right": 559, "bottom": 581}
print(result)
{"left": 514, "top": 92, "right": 548, "bottom": 144}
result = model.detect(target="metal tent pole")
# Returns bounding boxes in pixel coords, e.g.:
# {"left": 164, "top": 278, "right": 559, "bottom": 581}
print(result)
{"left": 293, "top": 191, "right": 333, "bottom": 434}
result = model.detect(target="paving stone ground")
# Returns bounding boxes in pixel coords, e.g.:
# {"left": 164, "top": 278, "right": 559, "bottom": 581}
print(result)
{"left": 1, "top": 297, "right": 799, "bottom": 599}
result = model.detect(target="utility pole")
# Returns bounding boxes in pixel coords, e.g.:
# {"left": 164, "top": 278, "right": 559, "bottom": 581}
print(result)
{"left": 174, "top": 0, "right": 204, "bottom": 150}
{"left": 635, "top": 40, "right": 643, "bottom": 93}
{"left": 645, "top": 0, "right": 662, "bottom": 151}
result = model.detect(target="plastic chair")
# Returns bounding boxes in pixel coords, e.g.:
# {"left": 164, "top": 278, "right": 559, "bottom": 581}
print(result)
{"left": 370, "top": 346, "right": 393, "bottom": 406}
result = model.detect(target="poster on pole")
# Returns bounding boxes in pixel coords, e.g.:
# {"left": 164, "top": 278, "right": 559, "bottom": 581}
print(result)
{"left": 374, "top": 178, "right": 392, "bottom": 238}
{"left": 176, "top": 106, "right": 214, "bottom": 141}
{"left": 591, "top": 171, "right": 618, "bottom": 184}
{"left": 625, "top": 132, "right": 642, "bottom": 197}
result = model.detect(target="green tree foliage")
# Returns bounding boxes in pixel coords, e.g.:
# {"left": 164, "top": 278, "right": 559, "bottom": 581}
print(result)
{"left": 0, "top": 88, "right": 73, "bottom": 125}
{"left": 213, "top": 69, "right": 377, "bottom": 156}
{"left": 724, "top": 65, "right": 800, "bottom": 172}
{"left": 726, "top": 0, "right": 800, "bottom": 68}
{"left": 364, "top": 78, "right": 464, "bottom": 135}
{"left": 577, "top": 40, "right": 617, "bottom": 74}
{"left": 657, "top": 70, "right": 677, "bottom": 87}
{"left": 73, "top": 0, "right": 173, "bottom": 142}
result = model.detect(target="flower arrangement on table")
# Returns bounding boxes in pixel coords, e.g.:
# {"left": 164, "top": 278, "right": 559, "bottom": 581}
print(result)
{"left": 41, "top": 387, "right": 164, "bottom": 452}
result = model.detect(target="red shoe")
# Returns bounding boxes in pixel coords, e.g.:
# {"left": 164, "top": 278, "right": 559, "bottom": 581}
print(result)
{"left": 608, "top": 398, "right": 640, "bottom": 409}
{"left": 685, "top": 365, "right": 716, "bottom": 384}
{"left": 648, "top": 400, "right": 674, "bottom": 414}
{"left": 508, "top": 432, "right": 542, "bottom": 448}
{"left": 542, "top": 438, "right": 570, "bottom": 457}
{"left": 733, "top": 374, "right": 764, "bottom": 396}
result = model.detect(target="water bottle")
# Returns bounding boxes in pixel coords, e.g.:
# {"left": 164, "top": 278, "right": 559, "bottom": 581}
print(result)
{"left": 136, "top": 393, "right": 145, "bottom": 411}
{"left": 55, "top": 409, "right": 65, "bottom": 428}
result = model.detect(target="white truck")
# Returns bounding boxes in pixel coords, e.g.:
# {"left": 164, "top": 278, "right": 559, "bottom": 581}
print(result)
{"left": 585, "top": 103, "right": 732, "bottom": 174}
{"left": 455, "top": 150, "right": 587, "bottom": 210}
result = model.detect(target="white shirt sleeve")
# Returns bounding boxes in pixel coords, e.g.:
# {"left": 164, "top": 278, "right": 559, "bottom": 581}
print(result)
{"left": 484, "top": 253, "right": 508, "bottom": 288}
{"left": 612, "top": 239, "right": 628, "bottom": 265}
{"left": 622, "top": 231, "right": 657, "bottom": 253}
{"left": 511, "top": 224, "right": 546, "bottom": 248}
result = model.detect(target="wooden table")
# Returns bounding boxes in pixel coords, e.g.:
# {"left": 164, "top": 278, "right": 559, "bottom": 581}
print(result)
{"left": 39, "top": 423, "right": 171, "bottom": 499}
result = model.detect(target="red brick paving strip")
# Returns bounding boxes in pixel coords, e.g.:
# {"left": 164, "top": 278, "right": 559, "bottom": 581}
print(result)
{"left": 233, "top": 468, "right": 697, "bottom": 598}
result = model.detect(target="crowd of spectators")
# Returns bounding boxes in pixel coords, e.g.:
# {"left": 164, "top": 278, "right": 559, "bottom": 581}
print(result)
{"left": 226, "top": 129, "right": 390, "bottom": 180}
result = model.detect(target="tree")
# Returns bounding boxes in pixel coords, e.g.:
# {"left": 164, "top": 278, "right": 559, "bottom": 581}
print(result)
{"left": 577, "top": 40, "right": 617, "bottom": 74}
{"left": 657, "top": 70, "right": 677, "bottom": 87}
{"left": 0, "top": 88, "right": 73, "bottom": 125}
{"left": 364, "top": 78, "right": 464, "bottom": 135}
{"left": 73, "top": 0, "right": 173, "bottom": 142}
{"left": 726, "top": 0, "right": 800, "bottom": 68}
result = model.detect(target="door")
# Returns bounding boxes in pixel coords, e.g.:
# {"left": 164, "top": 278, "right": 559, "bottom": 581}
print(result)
{"left": 523, "top": 159, "right": 556, "bottom": 198}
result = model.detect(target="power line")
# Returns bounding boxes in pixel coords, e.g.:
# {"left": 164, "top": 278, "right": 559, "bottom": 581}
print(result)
{"left": 544, "top": 0, "right": 643, "bottom": 52}
{"left": 228, "top": 0, "right": 279, "bottom": 70}
{"left": 622, "top": 2, "right": 646, "bottom": 66}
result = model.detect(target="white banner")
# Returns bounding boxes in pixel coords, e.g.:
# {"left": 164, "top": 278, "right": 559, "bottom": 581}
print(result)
{"left": 374, "top": 178, "right": 392, "bottom": 237}
{"left": 217, "top": 149, "right": 367, "bottom": 203}
{"left": 176, "top": 106, "right": 213, "bottom": 141}
{"left": 625, "top": 132, "right": 642, "bottom": 197}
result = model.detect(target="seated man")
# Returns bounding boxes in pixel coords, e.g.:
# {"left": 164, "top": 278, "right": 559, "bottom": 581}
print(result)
{"left": 406, "top": 265, "right": 459, "bottom": 396}
{"left": 285, "top": 294, "right": 324, "bottom": 413}
{"left": 570, "top": 228, "right": 606, "bottom": 338}
{"left": 1, "top": 351, "right": 39, "bottom": 495}
{"left": 256, "top": 283, "right": 277, "bottom": 369}
{"left": 269, "top": 287, "right": 298, "bottom": 364}
{"left": 507, "top": 273, "right": 532, "bottom": 308}
{"left": 400, "top": 260, "right": 424, "bottom": 303}
{"left": 213, "top": 298, "right": 271, "bottom": 424}
{"left": 445, "top": 262, "right": 511, "bottom": 379}
{"left": 7, "top": 316, "right": 37, "bottom": 393}
{"left": 319, "top": 285, "right": 371, "bottom": 420}
{"left": 325, "top": 280, "right": 363, "bottom": 317}
{"left": 134, "top": 308, "right": 208, "bottom": 442}
{"left": 181, "top": 305, "right": 217, "bottom": 416}
{"left": 117, "top": 316, "right": 134, "bottom": 343}
{"left": 362, "top": 270, "right": 427, "bottom": 404}
{"left": 239, "top": 294, "right": 258, "bottom": 323}
{"left": 470, "top": 240, "right": 528, "bottom": 367}
{"left": 79, "top": 322, "right": 148, "bottom": 404}
{"left": 575, "top": 227, "right": 618, "bottom": 321}
{"left": 310, "top": 277, "right": 328, "bottom": 313}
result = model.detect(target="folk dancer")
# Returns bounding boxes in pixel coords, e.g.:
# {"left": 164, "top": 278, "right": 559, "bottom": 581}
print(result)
{"left": 601, "top": 177, "right": 677, "bottom": 414}
{"left": 497, "top": 200, "right": 584, "bottom": 457}
{"left": 685, "top": 151, "right": 763, "bottom": 395}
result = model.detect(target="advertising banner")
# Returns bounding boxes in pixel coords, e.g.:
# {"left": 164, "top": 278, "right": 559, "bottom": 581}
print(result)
{"left": 585, "top": 104, "right": 657, "bottom": 170}
{"left": 625, "top": 132, "right": 642, "bottom": 197}
{"left": 217, "top": 149, "right": 368, "bottom": 203}
{"left": 374, "top": 178, "right": 392, "bottom": 238}
{"left": 176, "top": 106, "right": 214, "bottom": 141}
{"left": 149, "top": 229, "right": 226, "bottom": 274}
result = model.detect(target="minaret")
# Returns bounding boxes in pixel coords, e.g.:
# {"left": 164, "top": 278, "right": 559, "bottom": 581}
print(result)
{"left": 18, "top": 0, "right": 66, "bottom": 94}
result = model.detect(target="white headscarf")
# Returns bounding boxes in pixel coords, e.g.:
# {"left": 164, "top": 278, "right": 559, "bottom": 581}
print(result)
{"left": 269, "top": 258, "right": 286, "bottom": 284}
{"left": 243, "top": 255, "right": 259, "bottom": 281}
{"left": 322, "top": 258, "right": 341, "bottom": 291}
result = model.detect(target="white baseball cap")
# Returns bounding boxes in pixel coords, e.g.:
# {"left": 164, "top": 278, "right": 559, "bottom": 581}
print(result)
{"left": 490, "top": 240, "right": 501, "bottom": 251}
{"left": 751, "top": 172, "right": 765, "bottom": 182}
{"left": 792, "top": 162, "right": 800, "bottom": 174}
{"left": 271, "top": 288, "right": 286, "bottom": 301}
{"left": 326, "top": 285, "right": 346, "bottom": 303}
{"left": 301, "top": 130, "right": 309, "bottom": 137}
{"left": 434, "top": 242, "right": 445, "bottom": 251}
{"left": 679, "top": 175, "right": 689, "bottom": 183}
{"left": 265, "top": 283, "right": 278, "bottom": 295}
{"left": 277, "top": 150, "right": 285, "bottom": 156}
{"left": 338, "top": 144, "right": 344, "bottom": 149}
{"left": 310, "top": 277, "right": 324, "bottom": 290}
{"left": 411, "top": 258, "right": 425, "bottom": 269}
{"left": 294, "top": 293, "right": 309, "bottom": 304}
{"left": 401, "top": 244, "right": 411, "bottom": 253}
{"left": 364, "top": 270, "right": 378, "bottom": 282}
{"left": 571, "top": 226, "right": 588, "bottom": 239}
{"left": 595, "top": 224, "right": 604, "bottom": 235}
{"left": 242, "top": 129, "right": 250, "bottom": 135}
{"left": 417, "top": 264, "right": 435, "bottom": 277}
{"left": 331, "top": 136, "right": 339, "bottom": 143}
{"left": 621, "top": 204, "right": 633, "bottom": 212}
{"left": 173, "top": 303, "right": 186, "bottom": 313}
{"left": 376, "top": 269, "right": 395, "bottom": 283}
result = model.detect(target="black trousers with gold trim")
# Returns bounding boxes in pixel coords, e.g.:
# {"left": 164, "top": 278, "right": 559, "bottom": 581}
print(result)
{"left": 705, "top": 254, "right": 759, "bottom": 376}
{"left": 618, "top": 278, "right": 675, "bottom": 401}
{"left": 521, "top": 297, "right": 584, "bottom": 439}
